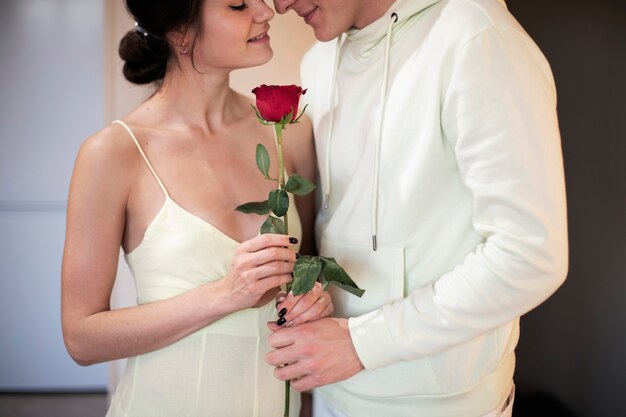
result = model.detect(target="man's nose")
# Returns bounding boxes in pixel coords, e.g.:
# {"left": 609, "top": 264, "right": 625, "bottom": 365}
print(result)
{"left": 273, "top": 0, "right": 295, "bottom": 14}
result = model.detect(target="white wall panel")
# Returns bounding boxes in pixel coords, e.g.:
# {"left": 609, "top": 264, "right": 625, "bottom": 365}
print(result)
{"left": 0, "top": 0, "right": 107, "bottom": 390}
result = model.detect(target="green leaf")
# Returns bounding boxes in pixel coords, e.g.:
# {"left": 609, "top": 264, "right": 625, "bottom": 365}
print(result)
{"left": 292, "top": 104, "right": 309, "bottom": 124}
{"left": 278, "top": 108, "right": 295, "bottom": 126}
{"left": 284, "top": 174, "right": 316, "bottom": 196}
{"left": 271, "top": 217, "right": 286, "bottom": 234}
{"left": 260, "top": 216, "right": 286, "bottom": 235}
{"left": 235, "top": 200, "right": 270, "bottom": 215}
{"left": 268, "top": 189, "right": 289, "bottom": 217}
{"left": 251, "top": 104, "right": 273, "bottom": 125}
{"left": 327, "top": 280, "right": 365, "bottom": 297}
{"left": 256, "top": 144, "right": 272, "bottom": 179}
{"left": 320, "top": 257, "right": 365, "bottom": 297}
{"left": 292, "top": 256, "right": 324, "bottom": 295}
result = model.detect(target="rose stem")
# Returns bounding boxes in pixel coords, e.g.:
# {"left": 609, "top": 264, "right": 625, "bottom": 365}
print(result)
{"left": 275, "top": 122, "right": 291, "bottom": 417}
{"left": 274, "top": 123, "right": 290, "bottom": 251}
{"left": 284, "top": 379, "right": 290, "bottom": 417}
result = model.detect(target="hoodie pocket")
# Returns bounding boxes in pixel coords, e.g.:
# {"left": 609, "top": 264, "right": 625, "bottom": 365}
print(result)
{"left": 319, "top": 238, "right": 443, "bottom": 396}
{"left": 319, "top": 238, "right": 405, "bottom": 318}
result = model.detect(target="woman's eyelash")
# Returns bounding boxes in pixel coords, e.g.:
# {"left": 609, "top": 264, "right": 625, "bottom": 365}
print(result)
{"left": 230, "top": 1, "right": 248, "bottom": 11}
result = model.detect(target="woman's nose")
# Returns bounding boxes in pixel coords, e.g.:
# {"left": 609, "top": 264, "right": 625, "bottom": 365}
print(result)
{"left": 254, "top": 1, "right": 276, "bottom": 22}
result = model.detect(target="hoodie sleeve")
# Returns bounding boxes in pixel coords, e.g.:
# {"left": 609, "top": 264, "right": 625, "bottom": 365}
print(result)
{"left": 348, "top": 26, "right": 569, "bottom": 370}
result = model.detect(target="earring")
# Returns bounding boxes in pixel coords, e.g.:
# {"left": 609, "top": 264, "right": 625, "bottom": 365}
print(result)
{"left": 178, "top": 42, "right": 189, "bottom": 56}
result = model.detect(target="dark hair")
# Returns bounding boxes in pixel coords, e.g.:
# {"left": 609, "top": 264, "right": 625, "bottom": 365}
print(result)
{"left": 119, "top": 0, "right": 203, "bottom": 85}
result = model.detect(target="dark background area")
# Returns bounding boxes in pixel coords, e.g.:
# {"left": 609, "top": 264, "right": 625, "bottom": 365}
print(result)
{"left": 506, "top": 1, "right": 626, "bottom": 416}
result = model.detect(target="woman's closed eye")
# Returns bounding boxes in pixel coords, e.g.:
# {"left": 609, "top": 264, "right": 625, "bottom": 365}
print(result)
{"left": 230, "top": 1, "right": 248, "bottom": 11}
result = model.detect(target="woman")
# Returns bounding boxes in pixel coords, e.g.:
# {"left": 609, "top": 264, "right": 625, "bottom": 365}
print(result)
{"left": 61, "top": 0, "right": 328, "bottom": 415}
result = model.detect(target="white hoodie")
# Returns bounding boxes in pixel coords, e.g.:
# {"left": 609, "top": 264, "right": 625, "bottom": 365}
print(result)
{"left": 301, "top": 0, "right": 568, "bottom": 416}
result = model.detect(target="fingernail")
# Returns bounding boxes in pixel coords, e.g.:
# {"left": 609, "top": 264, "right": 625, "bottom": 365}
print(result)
{"left": 278, "top": 308, "right": 287, "bottom": 318}
{"left": 277, "top": 317, "right": 287, "bottom": 326}
{"left": 289, "top": 237, "right": 298, "bottom": 244}
{"left": 295, "top": 253, "right": 301, "bottom": 260}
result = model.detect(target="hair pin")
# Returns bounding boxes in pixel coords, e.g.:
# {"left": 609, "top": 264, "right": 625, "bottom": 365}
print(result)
{"left": 134, "top": 22, "right": 149, "bottom": 37}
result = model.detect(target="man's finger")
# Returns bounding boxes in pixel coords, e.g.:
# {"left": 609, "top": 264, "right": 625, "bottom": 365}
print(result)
{"left": 267, "top": 326, "right": 299, "bottom": 348}
{"left": 273, "top": 359, "right": 309, "bottom": 382}
{"left": 290, "top": 375, "right": 320, "bottom": 392}
{"left": 265, "top": 345, "right": 301, "bottom": 368}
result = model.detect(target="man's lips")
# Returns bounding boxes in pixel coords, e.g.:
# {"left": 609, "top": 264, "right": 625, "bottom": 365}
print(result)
{"left": 301, "top": 7, "right": 318, "bottom": 24}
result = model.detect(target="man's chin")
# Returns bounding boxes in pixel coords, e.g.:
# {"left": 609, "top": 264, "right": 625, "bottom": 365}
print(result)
{"left": 311, "top": 27, "right": 342, "bottom": 42}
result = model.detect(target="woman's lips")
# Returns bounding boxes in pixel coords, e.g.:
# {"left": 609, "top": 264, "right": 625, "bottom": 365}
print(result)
{"left": 248, "top": 32, "right": 269, "bottom": 43}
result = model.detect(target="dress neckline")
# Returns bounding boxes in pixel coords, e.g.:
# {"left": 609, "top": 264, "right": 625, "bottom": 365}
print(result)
{"left": 125, "top": 196, "right": 244, "bottom": 256}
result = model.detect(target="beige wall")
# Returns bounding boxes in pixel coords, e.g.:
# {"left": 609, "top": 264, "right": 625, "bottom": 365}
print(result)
{"left": 103, "top": 0, "right": 316, "bottom": 398}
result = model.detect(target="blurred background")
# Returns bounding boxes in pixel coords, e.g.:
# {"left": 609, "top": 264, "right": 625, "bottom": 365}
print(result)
{"left": 0, "top": 0, "right": 624, "bottom": 416}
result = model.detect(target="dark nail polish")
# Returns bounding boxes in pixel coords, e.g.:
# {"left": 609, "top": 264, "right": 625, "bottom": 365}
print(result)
{"left": 295, "top": 252, "right": 301, "bottom": 260}
{"left": 289, "top": 237, "right": 298, "bottom": 244}
{"left": 278, "top": 308, "right": 287, "bottom": 318}
{"left": 277, "top": 317, "right": 287, "bottom": 326}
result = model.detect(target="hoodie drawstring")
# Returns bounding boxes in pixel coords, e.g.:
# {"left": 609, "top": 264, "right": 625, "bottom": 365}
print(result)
{"left": 323, "top": 34, "right": 343, "bottom": 210}
{"left": 371, "top": 12, "right": 398, "bottom": 251}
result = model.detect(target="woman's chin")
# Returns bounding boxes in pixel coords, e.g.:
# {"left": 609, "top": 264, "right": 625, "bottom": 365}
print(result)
{"left": 240, "top": 49, "right": 274, "bottom": 69}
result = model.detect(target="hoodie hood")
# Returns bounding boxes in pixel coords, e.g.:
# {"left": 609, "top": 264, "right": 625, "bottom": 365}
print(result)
{"left": 324, "top": 0, "right": 446, "bottom": 249}
{"left": 322, "top": 0, "right": 508, "bottom": 250}
{"left": 342, "top": 0, "right": 507, "bottom": 65}
{"left": 343, "top": 0, "right": 444, "bottom": 65}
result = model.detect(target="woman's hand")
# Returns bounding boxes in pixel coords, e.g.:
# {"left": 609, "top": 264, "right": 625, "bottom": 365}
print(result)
{"left": 269, "top": 282, "right": 334, "bottom": 329}
{"left": 222, "top": 234, "right": 298, "bottom": 311}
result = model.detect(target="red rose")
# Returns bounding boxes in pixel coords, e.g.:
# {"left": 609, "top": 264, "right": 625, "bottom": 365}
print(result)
{"left": 252, "top": 84, "right": 307, "bottom": 123}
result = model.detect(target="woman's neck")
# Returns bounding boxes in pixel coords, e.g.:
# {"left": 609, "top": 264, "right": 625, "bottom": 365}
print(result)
{"left": 146, "top": 65, "right": 244, "bottom": 135}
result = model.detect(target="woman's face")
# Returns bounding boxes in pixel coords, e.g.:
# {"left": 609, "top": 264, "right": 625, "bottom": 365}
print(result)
{"left": 192, "top": 0, "right": 275, "bottom": 71}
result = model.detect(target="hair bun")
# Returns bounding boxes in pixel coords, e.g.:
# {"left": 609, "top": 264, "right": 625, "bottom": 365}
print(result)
{"left": 119, "top": 30, "right": 170, "bottom": 85}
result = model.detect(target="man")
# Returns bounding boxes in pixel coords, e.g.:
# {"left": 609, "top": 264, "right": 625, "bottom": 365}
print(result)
{"left": 266, "top": 1, "right": 568, "bottom": 416}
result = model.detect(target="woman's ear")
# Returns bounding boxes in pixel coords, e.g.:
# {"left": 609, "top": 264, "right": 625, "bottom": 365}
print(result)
{"left": 166, "top": 29, "right": 191, "bottom": 56}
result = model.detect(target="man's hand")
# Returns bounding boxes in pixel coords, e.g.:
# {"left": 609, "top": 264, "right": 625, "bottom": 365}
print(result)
{"left": 265, "top": 317, "right": 365, "bottom": 391}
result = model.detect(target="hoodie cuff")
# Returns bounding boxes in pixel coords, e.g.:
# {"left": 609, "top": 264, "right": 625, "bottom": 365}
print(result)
{"left": 348, "top": 308, "right": 400, "bottom": 371}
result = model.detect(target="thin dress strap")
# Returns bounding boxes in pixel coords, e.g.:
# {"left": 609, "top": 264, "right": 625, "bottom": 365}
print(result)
{"left": 112, "top": 120, "right": 170, "bottom": 198}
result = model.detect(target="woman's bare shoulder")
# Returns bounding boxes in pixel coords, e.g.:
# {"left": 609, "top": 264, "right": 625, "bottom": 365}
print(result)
{"left": 80, "top": 122, "right": 138, "bottom": 159}
{"left": 70, "top": 122, "right": 142, "bottom": 204}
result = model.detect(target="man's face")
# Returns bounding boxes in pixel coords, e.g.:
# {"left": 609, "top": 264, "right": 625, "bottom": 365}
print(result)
{"left": 272, "top": 0, "right": 363, "bottom": 41}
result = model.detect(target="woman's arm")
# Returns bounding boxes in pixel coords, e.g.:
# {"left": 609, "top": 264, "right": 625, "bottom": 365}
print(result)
{"left": 61, "top": 130, "right": 297, "bottom": 366}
